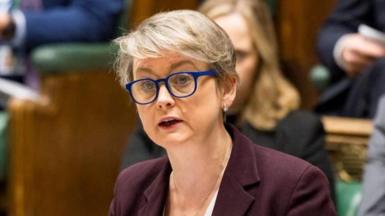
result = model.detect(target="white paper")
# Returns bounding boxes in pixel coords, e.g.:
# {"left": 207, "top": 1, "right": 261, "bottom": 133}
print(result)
{"left": 0, "top": 77, "right": 40, "bottom": 102}
{"left": 358, "top": 24, "right": 385, "bottom": 46}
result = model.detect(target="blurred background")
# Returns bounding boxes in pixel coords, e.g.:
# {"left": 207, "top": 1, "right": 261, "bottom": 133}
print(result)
{"left": 0, "top": 0, "right": 373, "bottom": 215}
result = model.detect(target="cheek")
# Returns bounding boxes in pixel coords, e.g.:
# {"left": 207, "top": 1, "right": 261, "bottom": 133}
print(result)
{"left": 236, "top": 56, "right": 258, "bottom": 93}
{"left": 188, "top": 81, "right": 222, "bottom": 118}
{"left": 137, "top": 106, "right": 152, "bottom": 129}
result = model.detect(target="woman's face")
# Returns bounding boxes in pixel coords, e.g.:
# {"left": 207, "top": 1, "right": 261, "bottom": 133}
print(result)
{"left": 214, "top": 13, "right": 259, "bottom": 114}
{"left": 132, "top": 52, "right": 236, "bottom": 147}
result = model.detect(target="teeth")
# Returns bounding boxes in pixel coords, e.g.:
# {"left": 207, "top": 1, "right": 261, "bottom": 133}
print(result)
{"left": 161, "top": 118, "right": 176, "bottom": 123}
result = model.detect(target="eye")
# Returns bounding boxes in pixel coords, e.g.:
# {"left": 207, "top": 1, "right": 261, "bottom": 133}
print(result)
{"left": 170, "top": 73, "right": 193, "bottom": 86}
{"left": 139, "top": 80, "right": 156, "bottom": 92}
{"left": 235, "top": 50, "right": 248, "bottom": 62}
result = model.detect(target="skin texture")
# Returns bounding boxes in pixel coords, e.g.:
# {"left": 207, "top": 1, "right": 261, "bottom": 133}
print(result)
{"left": 134, "top": 53, "right": 228, "bottom": 148}
{"left": 214, "top": 12, "right": 258, "bottom": 114}
{"left": 339, "top": 33, "right": 385, "bottom": 76}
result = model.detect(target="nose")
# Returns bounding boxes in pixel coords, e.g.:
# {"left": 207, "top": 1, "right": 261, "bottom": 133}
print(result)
{"left": 156, "top": 84, "right": 175, "bottom": 110}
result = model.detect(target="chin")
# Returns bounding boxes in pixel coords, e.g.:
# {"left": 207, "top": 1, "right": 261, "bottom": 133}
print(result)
{"left": 152, "top": 131, "right": 191, "bottom": 148}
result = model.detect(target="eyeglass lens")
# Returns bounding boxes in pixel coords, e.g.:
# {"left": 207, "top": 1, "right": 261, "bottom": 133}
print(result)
{"left": 131, "top": 73, "right": 195, "bottom": 103}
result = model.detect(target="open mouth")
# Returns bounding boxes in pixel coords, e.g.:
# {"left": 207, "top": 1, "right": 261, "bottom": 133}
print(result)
{"left": 158, "top": 118, "right": 183, "bottom": 128}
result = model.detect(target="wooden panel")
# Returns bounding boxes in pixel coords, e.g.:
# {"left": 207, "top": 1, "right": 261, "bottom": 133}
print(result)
{"left": 323, "top": 116, "right": 373, "bottom": 136}
{"left": 130, "top": 0, "right": 198, "bottom": 27}
{"left": 321, "top": 116, "right": 373, "bottom": 181}
{"left": 275, "top": 0, "right": 337, "bottom": 108}
{"left": 8, "top": 71, "right": 136, "bottom": 216}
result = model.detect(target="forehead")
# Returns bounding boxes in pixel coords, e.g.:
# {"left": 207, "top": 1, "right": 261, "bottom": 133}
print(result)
{"left": 133, "top": 52, "right": 208, "bottom": 77}
{"left": 214, "top": 13, "right": 253, "bottom": 50}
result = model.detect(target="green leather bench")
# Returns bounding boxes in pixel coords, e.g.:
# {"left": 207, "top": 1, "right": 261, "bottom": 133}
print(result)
{"left": 337, "top": 180, "right": 362, "bottom": 216}
{"left": 0, "top": 112, "right": 8, "bottom": 181}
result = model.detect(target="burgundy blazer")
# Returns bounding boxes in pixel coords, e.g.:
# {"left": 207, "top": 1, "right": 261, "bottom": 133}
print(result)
{"left": 109, "top": 125, "right": 336, "bottom": 216}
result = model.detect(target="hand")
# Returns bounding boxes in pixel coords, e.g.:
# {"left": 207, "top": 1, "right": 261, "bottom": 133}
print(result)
{"left": 339, "top": 34, "right": 385, "bottom": 77}
{"left": 0, "top": 12, "right": 11, "bottom": 32}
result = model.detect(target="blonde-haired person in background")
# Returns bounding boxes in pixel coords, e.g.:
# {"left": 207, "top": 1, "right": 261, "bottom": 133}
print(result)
{"left": 199, "top": 0, "right": 336, "bottom": 201}
{"left": 109, "top": 9, "right": 335, "bottom": 216}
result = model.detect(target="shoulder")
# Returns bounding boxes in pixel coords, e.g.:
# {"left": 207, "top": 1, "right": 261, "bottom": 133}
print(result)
{"left": 248, "top": 144, "right": 334, "bottom": 214}
{"left": 277, "top": 110, "right": 324, "bottom": 144}
{"left": 235, "top": 128, "right": 325, "bottom": 186}
{"left": 112, "top": 157, "right": 168, "bottom": 204}
{"left": 253, "top": 142, "right": 314, "bottom": 177}
{"left": 115, "top": 157, "right": 167, "bottom": 191}
{"left": 280, "top": 110, "right": 322, "bottom": 129}
{"left": 277, "top": 110, "right": 324, "bottom": 142}
{"left": 233, "top": 127, "right": 316, "bottom": 180}
{"left": 109, "top": 157, "right": 169, "bottom": 215}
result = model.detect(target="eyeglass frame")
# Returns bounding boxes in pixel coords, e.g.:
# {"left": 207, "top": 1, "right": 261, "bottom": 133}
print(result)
{"left": 125, "top": 69, "right": 218, "bottom": 105}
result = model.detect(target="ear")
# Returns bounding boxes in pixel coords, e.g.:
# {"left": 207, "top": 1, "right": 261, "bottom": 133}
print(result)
{"left": 221, "top": 76, "right": 237, "bottom": 109}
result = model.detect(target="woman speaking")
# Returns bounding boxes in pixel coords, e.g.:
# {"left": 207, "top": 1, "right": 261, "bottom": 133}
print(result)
{"left": 109, "top": 10, "right": 335, "bottom": 216}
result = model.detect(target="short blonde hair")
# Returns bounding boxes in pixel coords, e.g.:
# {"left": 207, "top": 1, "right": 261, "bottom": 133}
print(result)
{"left": 114, "top": 10, "right": 238, "bottom": 87}
{"left": 200, "top": 0, "right": 300, "bottom": 130}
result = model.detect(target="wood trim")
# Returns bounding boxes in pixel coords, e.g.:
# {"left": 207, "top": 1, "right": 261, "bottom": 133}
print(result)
{"left": 8, "top": 71, "right": 136, "bottom": 216}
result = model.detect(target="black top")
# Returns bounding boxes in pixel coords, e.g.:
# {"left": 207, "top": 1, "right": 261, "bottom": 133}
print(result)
{"left": 120, "top": 110, "right": 336, "bottom": 202}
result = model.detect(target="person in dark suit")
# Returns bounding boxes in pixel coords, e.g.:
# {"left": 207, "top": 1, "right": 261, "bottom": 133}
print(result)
{"left": 0, "top": 0, "right": 123, "bottom": 50}
{"left": 109, "top": 9, "right": 336, "bottom": 215}
{"left": 359, "top": 94, "right": 385, "bottom": 216}
{"left": 0, "top": 0, "right": 124, "bottom": 91}
{"left": 316, "top": 0, "right": 385, "bottom": 118}
{"left": 0, "top": 0, "right": 124, "bottom": 109}
{"left": 121, "top": 0, "right": 336, "bottom": 202}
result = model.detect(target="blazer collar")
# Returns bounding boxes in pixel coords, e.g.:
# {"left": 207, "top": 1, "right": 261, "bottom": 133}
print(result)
{"left": 139, "top": 157, "right": 171, "bottom": 216}
{"left": 212, "top": 125, "right": 260, "bottom": 215}
{"left": 138, "top": 124, "right": 261, "bottom": 216}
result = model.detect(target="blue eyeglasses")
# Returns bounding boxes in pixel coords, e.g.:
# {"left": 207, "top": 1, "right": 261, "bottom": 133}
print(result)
{"left": 125, "top": 69, "right": 218, "bottom": 105}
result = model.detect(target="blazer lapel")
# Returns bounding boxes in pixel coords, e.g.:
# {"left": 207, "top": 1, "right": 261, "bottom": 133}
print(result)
{"left": 212, "top": 125, "right": 261, "bottom": 216}
{"left": 138, "top": 158, "right": 171, "bottom": 216}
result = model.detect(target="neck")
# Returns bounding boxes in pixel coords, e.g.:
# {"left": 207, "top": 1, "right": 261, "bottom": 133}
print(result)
{"left": 168, "top": 123, "right": 231, "bottom": 187}
{"left": 166, "top": 123, "right": 232, "bottom": 214}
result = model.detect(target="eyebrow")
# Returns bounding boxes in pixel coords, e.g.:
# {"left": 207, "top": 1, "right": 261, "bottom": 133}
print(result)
{"left": 135, "top": 67, "right": 153, "bottom": 74}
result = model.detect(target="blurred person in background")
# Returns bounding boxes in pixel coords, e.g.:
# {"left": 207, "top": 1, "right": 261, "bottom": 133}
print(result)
{"left": 120, "top": 0, "right": 336, "bottom": 203}
{"left": 0, "top": 0, "right": 124, "bottom": 108}
{"left": 316, "top": 0, "right": 385, "bottom": 118}
{"left": 359, "top": 94, "right": 385, "bottom": 216}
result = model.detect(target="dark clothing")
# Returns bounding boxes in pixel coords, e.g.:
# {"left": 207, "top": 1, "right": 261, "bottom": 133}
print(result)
{"left": 0, "top": 0, "right": 124, "bottom": 108}
{"left": 241, "top": 111, "right": 336, "bottom": 201}
{"left": 316, "top": 0, "right": 385, "bottom": 118}
{"left": 316, "top": 58, "right": 385, "bottom": 118}
{"left": 121, "top": 110, "right": 336, "bottom": 202}
{"left": 110, "top": 125, "right": 336, "bottom": 216}
{"left": 359, "top": 95, "right": 385, "bottom": 215}
{"left": 23, "top": 0, "right": 124, "bottom": 51}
